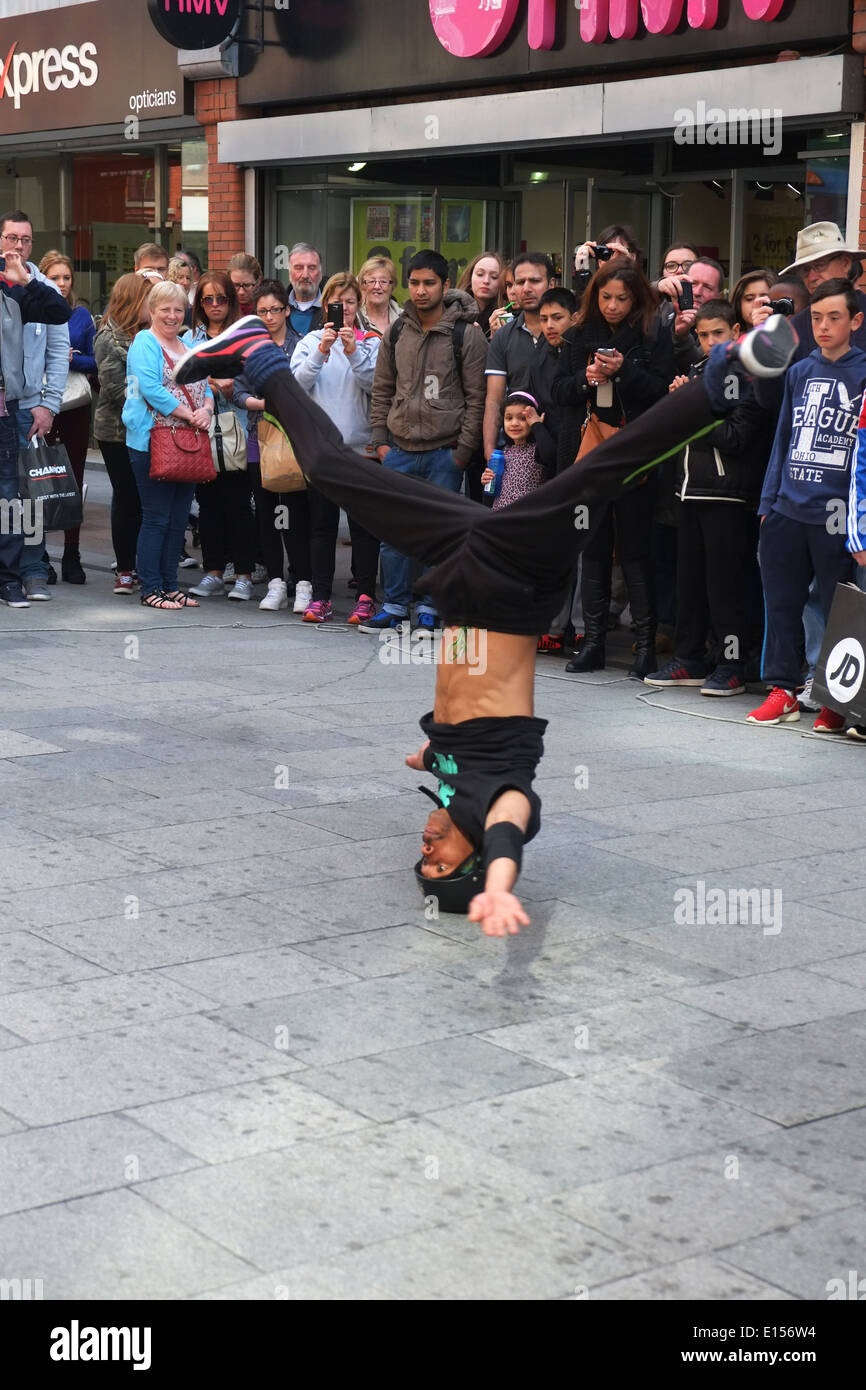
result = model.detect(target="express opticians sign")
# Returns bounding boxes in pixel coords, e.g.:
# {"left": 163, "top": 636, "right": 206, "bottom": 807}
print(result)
{"left": 0, "top": 0, "right": 187, "bottom": 136}
{"left": 430, "top": 0, "right": 785, "bottom": 59}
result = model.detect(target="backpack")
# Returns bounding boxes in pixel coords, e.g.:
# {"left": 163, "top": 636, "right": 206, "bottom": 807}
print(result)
{"left": 389, "top": 315, "right": 468, "bottom": 390}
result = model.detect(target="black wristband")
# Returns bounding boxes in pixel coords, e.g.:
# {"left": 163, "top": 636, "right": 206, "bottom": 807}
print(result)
{"left": 482, "top": 820, "right": 524, "bottom": 872}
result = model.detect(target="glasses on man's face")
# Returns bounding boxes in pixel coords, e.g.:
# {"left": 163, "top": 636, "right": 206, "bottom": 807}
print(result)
{"left": 259, "top": 306, "right": 286, "bottom": 316}
{"left": 1, "top": 232, "right": 33, "bottom": 245}
{"left": 663, "top": 259, "right": 695, "bottom": 274}
{"left": 203, "top": 295, "right": 228, "bottom": 306}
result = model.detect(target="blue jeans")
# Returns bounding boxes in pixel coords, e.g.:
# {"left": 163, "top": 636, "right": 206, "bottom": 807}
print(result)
{"left": 129, "top": 447, "right": 195, "bottom": 596}
{"left": 803, "top": 578, "right": 824, "bottom": 678}
{"left": 16, "top": 407, "right": 50, "bottom": 582}
{"left": 379, "top": 445, "right": 463, "bottom": 615}
{"left": 0, "top": 402, "right": 24, "bottom": 586}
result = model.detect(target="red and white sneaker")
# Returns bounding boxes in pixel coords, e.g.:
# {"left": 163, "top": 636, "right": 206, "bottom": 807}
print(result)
{"left": 113, "top": 572, "right": 137, "bottom": 595}
{"left": 347, "top": 594, "right": 376, "bottom": 625}
{"left": 302, "top": 599, "right": 333, "bottom": 624}
{"left": 813, "top": 707, "right": 846, "bottom": 734}
{"left": 173, "top": 315, "right": 271, "bottom": 385}
{"left": 746, "top": 688, "right": 800, "bottom": 725}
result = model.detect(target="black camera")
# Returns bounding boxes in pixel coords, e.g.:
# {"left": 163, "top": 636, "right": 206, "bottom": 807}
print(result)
{"left": 772, "top": 298, "right": 796, "bottom": 318}
{"left": 593, "top": 245, "right": 613, "bottom": 261}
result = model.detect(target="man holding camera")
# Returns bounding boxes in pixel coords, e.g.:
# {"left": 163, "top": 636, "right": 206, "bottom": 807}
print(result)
{"left": 751, "top": 222, "right": 866, "bottom": 362}
{"left": 657, "top": 254, "right": 726, "bottom": 374}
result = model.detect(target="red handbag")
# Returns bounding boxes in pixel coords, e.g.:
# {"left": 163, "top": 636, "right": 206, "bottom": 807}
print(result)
{"left": 149, "top": 364, "right": 216, "bottom": 485}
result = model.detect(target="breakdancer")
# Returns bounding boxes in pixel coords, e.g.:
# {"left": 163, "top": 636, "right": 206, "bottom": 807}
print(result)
{"left": 175, "top": 314, "right": 795, "bottom": 937}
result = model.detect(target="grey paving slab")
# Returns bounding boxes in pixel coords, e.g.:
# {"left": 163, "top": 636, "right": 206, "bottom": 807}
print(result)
{"left": 126, "top": 1074, "right": 369, "bottom": 1163}
{"left": 134, "top": 1118, "right": 551, "bottom": 1271}
{"left": 105, "top": 813, "right": 345, "bottom": 870}
{"left": 275, "top": 792, "right": 435, "bottom": 840}
{"left": 662, "top": 1019, "right": 866, "bottom": 1126}
{"left": 0, "top": 839, "right": 166, "bottom": 894}
{"left": 551, "top": 1153, "right": 848, "bottom": 1262}
{"left": 671, "top": 969, "right": 866, "bottom": 1031}
{"left": 196, "top": 1265, "right": 398, "bottom": 1300}
{"left": 590, "top": 1256, "right": 796, "bottom": 1301}
{"left": 0, "top": 931, "right": 109, "bottom": 995}
{"left": 32, "top": 898, "right": 312, "bottom": 971}
{"left": 426, "top": 1071, "right": 779, "bottom": 1190}
{"left": 0, "top": 1189, "right": 254, "bottom": 1299}
{"left": 157, "top": 944, "right": 357, "bottom": 1005}
{"left": 249, "top": 872, "right": 430, "bottom": 937}
{"left": 478, "top": 999, "right": 753, "bottom": 1078}
{"left": 720, "top": 1206, "right": 866, "bottom": 1301}
{"left": 738, "top": 1110, "right": 866, "bottom": 1200}
{"left": 0, "top": 971, "right": 213, "bottom": 1043}
{"left": 619, "top": 899, "right": 866, "bottom": 975}
{"left": 210, "top": 968, "right": 575, "bottom": 1069}
{"left": 0, "top": 1014, "right": 299, "bottom": 1126}
{"left": 0, "top": 879, "right": 157, "bottom": 931}
{"left": 296, "top": 1035, "right": 563, "bottom": 1122}
{"left": 0, "top": 728, "right": 65, "bottom": 757}
{"left": 801, "top": 888, "right": 866, "bottom": 922}
{"left": 0, "top": 1114, "right": 201, "bottom": 1216}
{"left": 806, "top": 952, "right": 866, "bottom": 991}
{"left": 592, "top": 824, "right": 803, "bottom": 876}
{"left": 292, "top": 923, "right": 481, "bottom": 978}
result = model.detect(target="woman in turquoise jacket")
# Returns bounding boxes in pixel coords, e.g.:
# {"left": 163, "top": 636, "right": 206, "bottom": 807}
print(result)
{"left": 123, "top": 281, "right": 214, "bottom": 609}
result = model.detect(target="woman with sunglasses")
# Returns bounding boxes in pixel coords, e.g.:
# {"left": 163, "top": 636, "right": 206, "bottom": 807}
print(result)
{"left": 186, "top": 271, "right": 258, "bottom": 602}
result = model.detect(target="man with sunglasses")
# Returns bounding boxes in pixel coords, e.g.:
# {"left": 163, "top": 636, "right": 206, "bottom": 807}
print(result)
{"left": 0, "top": 210, "right": 71, "bottom": 599}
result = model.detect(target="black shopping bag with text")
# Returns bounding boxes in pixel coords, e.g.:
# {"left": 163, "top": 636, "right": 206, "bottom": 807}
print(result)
{"left": 18, "top": 439, "right": 83, "bottom": 533}
{"left": 812, "top": 582, "right": 866, "bottom": 723}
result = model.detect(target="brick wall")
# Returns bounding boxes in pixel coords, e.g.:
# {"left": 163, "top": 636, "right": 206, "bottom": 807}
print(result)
{"left": 195, "top": 78, "right": 249, "bottom": 271}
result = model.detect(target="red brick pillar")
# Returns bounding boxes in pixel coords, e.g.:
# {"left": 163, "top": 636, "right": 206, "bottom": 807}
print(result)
{"left": 196, "top": 77, "right": 249, "bottom": 269}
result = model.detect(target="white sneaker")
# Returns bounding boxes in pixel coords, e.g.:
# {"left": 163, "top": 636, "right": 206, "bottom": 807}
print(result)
{"left": 260, "top": 578, "right": 288, "bottom": 611}
{"left": 798, "top": 677, "right": 820, "bottom": 712}
{"left": 190, "top": 574, "right": 226, "bottom": 597}
{"left": 222, "top": 562, "right": 236, "bottom": 584}
{"left": 251, "top": 562, "right": 268, "bottom": 585}
{"left": 228, "top": 576, "right": 254, "bottom": 601}
{"left": 293, "top": 579, "right": 313, "bottom": 614}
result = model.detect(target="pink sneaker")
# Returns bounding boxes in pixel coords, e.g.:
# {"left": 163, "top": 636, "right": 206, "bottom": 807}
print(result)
{"left": 347, "top": 594, "right": 376, "bottom": 625}
{"left": 302, "top": 599, "right": 333, "bottom": 623}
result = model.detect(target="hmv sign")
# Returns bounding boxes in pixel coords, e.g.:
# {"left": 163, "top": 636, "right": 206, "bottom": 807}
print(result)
{"left": 241, "top": 0, "right": 849, "bottom": 109}
{"left": 147, "top": 0, "right": 243, "bottom": 51}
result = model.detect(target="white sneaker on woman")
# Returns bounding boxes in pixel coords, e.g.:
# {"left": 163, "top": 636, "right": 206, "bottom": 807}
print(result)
{"left": 293, "top": 579, "right": 313, "bottom": 614}
{"left": 228, "top": 577, "right": 254, "bottom": 601}
{"left": 260, "top": 579, "right": 288, "bottom": 611}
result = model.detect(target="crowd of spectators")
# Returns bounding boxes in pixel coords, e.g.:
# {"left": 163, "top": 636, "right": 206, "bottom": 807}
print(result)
{"left": 4, "top": 212, "right": 866, "bottom": 737}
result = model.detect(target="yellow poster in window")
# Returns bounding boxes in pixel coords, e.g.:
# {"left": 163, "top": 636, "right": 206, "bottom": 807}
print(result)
{"left": 351, "top": 198, "right": 486, "bottom": 303}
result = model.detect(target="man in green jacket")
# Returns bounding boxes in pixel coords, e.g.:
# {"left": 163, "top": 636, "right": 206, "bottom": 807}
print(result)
{"left": 363, "top": 249, "right": 487, "bottom": 638}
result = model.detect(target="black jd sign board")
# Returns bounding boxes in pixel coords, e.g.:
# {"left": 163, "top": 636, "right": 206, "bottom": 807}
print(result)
{"left": 813, "top": 584, "right": 866, "bottom": 725}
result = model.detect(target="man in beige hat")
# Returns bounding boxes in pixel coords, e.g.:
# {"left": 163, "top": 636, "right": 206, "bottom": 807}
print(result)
{"left": 779, "top": 222, "right": 866, "bottom": 361}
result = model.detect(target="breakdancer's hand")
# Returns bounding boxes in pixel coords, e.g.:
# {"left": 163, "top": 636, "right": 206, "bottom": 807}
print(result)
{"left": 405, "top": 741, "right": 430, "bottom": 771}
{"left": 468, "top": 890, "right": 530, "bottom": 937}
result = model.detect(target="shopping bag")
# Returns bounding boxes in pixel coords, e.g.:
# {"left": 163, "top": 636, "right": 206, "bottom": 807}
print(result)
{"left": 812, "top": 582, "right": 866, "bottom": 723}
{"left": 59, "top": 370, "right": 92, "bottom": 413}
{"left": 17, "top": 438, "right": 83, "bottom": 532}
{"left": 259, "top": 414, "right": 307, "bottom": 492}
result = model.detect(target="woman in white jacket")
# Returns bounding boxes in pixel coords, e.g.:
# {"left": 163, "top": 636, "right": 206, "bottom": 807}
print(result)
{"left": 291, "top": 272, "right": 382, "bottom": 624}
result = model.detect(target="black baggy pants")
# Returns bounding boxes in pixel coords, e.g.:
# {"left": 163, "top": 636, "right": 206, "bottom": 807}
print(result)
{"left": 675, "top": 501, "right": 755, "bottom": 671}
{"left": 262, "top": 367, "right": 719, "bottom": 637}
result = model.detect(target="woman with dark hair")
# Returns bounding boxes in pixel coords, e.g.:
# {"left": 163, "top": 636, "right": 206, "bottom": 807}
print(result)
{"left": 186, "top": 271, "right": 258, "bottom": 602}
{"left": 731, "top": 267, "right": 777, "bottom": 331}
{"left": 457, "top": 251, "right": 507, "bottom": 337}
{"left": 573, "top": 223, "right": 643, "bottom": 299}
{"left": 94, "top": 272, "right": 152, "bottom": 594}
{"left": 39, "top": 250, "right": 96, "bottom": 584}
{"left": 552, "top": 257, "right": 674, "bottom": 676}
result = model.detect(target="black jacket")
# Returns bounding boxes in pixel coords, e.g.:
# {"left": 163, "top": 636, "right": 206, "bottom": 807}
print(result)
{"left": 551, "top": 311, "right": 674, "bottom": 468}
{"left": 674, "top": 366, "right": 775, "bottom": 506}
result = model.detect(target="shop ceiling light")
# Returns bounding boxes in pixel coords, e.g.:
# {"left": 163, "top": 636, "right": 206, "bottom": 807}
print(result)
{"left": 348, "top": 162, "right": 367, "bottom": 172}
{"left": 529, "top": 171, "right": 549, "bottom": 182}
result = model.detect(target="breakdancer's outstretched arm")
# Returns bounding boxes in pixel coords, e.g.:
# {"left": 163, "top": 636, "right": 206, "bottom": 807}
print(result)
{"left": 175, "top": 315, "right": 797, "bottom": 935}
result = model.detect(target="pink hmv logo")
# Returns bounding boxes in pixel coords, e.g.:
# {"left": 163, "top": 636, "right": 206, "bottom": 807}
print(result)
{"left": 429, "top": 0, "right": 785, "bottom": 59}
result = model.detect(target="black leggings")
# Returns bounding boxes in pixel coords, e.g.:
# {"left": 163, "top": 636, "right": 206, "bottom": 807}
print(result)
{"left": 98, "top": 438, "right": 142, "bottom": 573}
{"left": 261, "top": 367, "right": 719, "bottom": 637}
{"left": 307, "top": 485, "right": 379, "bottom": 601}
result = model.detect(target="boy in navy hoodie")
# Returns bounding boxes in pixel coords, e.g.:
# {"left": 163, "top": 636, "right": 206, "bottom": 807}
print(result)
{"left": 749, "top": 279, "right": 866, "bottom": 728}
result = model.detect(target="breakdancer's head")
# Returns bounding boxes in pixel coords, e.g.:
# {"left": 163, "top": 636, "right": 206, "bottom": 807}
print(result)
{"left": 414, "top": 803, "right": 485, "bottom": 913}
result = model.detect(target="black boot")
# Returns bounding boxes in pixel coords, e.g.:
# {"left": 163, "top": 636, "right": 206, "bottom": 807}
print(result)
{"left": 565, "top": 560, "right": 609, "bottom": 673}
{"left": 61, "top": 545, "right": 86, "bottom": 584}
{"left": 622, "top": 560, "right": 656, "bottom": 679}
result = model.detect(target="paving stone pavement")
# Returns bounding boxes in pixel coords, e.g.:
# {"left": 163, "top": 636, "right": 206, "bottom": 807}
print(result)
{"left": 0, "top": 463, "right": 864, "bottom": 1302}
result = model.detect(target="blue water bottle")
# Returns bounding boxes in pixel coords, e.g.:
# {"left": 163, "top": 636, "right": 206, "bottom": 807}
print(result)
{"left": 484, "top": 448, "right": 506, "bottom": 499}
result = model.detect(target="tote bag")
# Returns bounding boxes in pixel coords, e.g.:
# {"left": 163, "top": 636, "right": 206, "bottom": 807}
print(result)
{"left": 258, "top": 414, "right": 307, "bottom": 492}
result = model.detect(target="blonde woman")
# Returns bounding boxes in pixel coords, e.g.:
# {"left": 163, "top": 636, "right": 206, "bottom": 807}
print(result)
{"left": 38, "top": 250, "right": 95, "bottom": 583}
{"left": 357, "top": 256, "right": 401, "bottom": 335}
{"left": 122, "top": 281, "right": 214, "bottom": 608}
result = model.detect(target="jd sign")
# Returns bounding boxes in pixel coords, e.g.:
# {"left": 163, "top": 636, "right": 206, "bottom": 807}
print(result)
{"left": 430, "top": 0, "right": 785, "bottom": 58}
